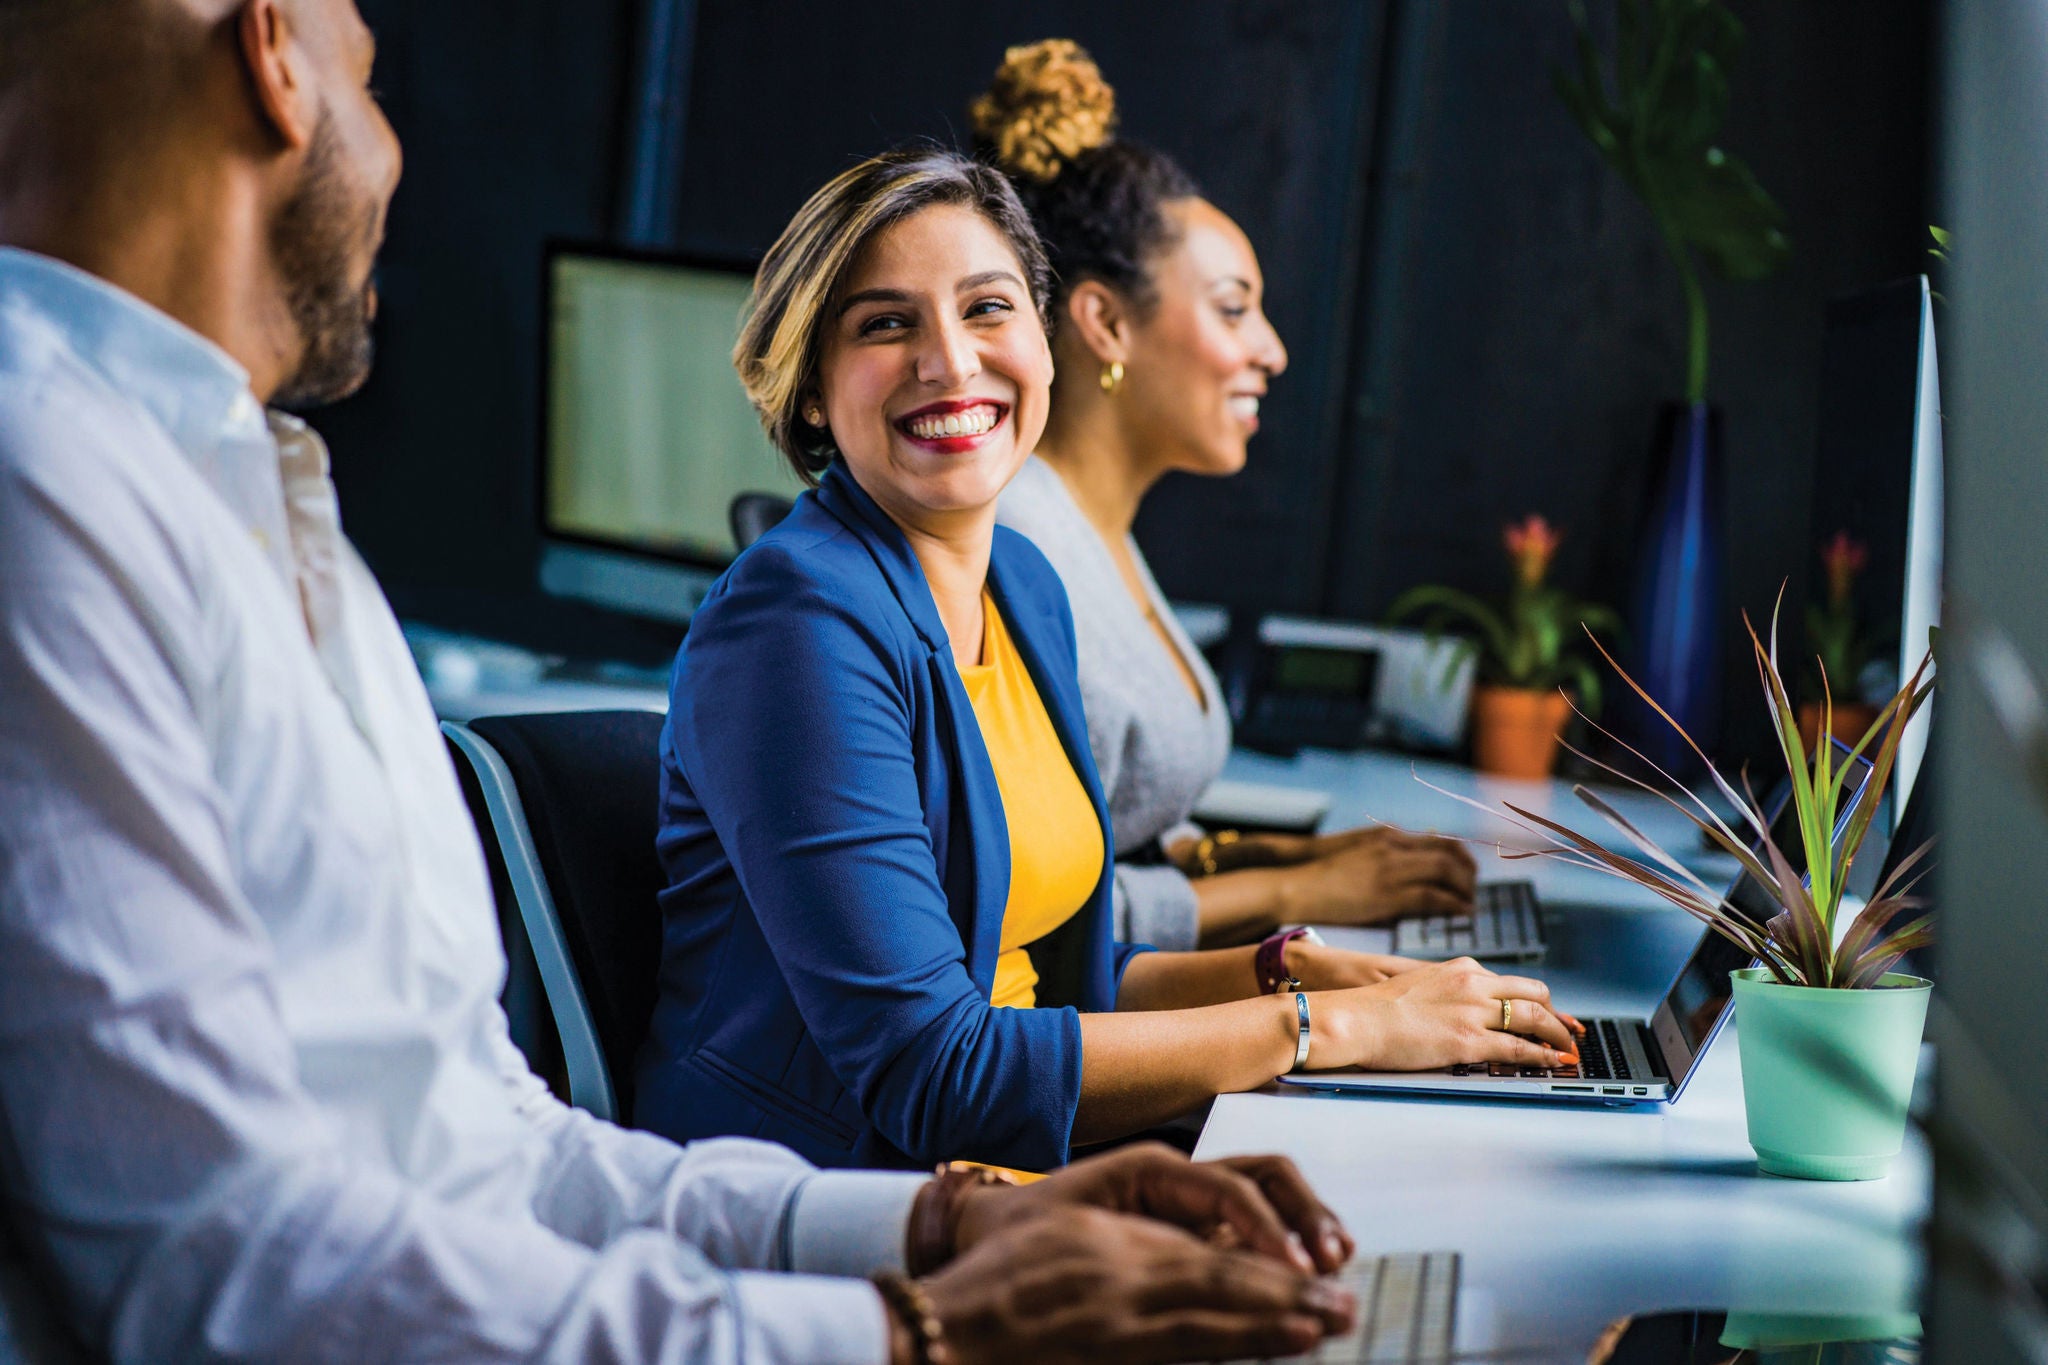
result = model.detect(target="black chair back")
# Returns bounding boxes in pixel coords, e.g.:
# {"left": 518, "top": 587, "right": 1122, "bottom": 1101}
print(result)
{"left": 729, "top": 492, "right": 794, "bottom": 553}
{"left": 466, "top": 711, "right": 667, "bottom": 1112}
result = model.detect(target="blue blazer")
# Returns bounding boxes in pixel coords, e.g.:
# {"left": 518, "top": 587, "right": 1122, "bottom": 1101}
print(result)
{"left": 634, "top": 463, "right": 1150, "bottom": 1170}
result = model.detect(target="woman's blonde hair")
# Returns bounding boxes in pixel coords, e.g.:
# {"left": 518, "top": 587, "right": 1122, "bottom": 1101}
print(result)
{"left": 734, "top": 144, "right": 1053, "bottom": 485}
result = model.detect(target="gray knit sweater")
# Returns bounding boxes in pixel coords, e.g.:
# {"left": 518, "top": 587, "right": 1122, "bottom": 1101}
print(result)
{"left": 996, "top": 456, "right": 1231, "bottom": 950}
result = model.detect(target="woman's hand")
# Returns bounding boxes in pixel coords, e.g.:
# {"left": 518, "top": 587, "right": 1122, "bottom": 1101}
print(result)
{"left": 1307, "top": 958, "right": 1585, "bottom": 1072}
{"left": 1284, "top": 940, "right": 1429, "bottom": 990}
{"left": 915, "top": 1207, "right": 1355, "bottom": 1365}
{"left": 952, "top": 1142, "right": 1354, "bottom": 1274}
{"left": 1274, "top": 828, "right": 1478, "bottom": 926}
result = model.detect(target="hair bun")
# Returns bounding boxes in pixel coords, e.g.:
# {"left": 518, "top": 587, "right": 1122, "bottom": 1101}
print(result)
{"left": 970, "top": 38, "right": 1117, "bottom": 185}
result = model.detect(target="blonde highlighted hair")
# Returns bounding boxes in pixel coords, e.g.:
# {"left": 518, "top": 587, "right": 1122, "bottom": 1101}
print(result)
{"left": 734, "top": 144, "right": 1052, "bottom": 484}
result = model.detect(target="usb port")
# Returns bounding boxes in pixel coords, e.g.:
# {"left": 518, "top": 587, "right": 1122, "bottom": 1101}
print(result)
{"left": 1553, "top": 1084, "right": 1593, "bottom": 1092}
{"left": 1603, "top": 1087, "right": 1625, "bottom": 1095}
{"left": 1632, "top": 1087, "right": 1648, "bottom": 1095}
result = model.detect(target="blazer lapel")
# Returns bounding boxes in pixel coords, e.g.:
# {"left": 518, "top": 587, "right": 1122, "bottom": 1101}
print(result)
{"left": 986, "top": 542, "right": 1116, "bottom": 916}
{"left": 813, "top": 463, "right": 1009, "bottom": 991}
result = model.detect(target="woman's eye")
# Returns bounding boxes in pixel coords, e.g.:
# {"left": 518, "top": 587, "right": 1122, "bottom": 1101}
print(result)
{"left": 966, "top": 298, "right": 1015, "bottom": 319}
{"left": 1218, "top": 304, "right": 1249, "bottom": 324}
{"left": 858, "top": 314, "right": 908, "bottom": 336}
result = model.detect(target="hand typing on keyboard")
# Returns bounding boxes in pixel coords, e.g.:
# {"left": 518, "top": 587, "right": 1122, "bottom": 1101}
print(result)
{"left": 1205, "top": 826, "right": 1478, "bottom": 927}
{"left": 1297, "top": 959, "right": 1586, "bottom": 1073}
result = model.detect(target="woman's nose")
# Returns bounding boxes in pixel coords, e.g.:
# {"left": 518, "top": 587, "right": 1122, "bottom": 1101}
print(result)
{"left": 916, "top": 317, "right": 982, "bottom": 388}
{"left": 1256, "top": 312, "right": 1289, "bottom": 378}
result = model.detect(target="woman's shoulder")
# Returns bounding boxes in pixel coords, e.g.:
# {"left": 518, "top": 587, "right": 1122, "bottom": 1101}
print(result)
{"left": 690, "top": 498, "right": 909, "bottom": 654}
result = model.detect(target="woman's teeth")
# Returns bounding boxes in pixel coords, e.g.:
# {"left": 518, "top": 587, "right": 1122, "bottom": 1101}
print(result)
{"left": 905, "top": 405, "right": 1000, "bottom": 440}
{"left": 1228, "top": 395, "right": 1261, "bottom": 421}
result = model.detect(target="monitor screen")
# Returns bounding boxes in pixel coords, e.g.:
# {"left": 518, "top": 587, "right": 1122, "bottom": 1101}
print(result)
{"left": 543, "top": 247, "right": 798, "bottom": 570}
{"left": 1661, "top": 747, "right": 1875, "bottom": 1054}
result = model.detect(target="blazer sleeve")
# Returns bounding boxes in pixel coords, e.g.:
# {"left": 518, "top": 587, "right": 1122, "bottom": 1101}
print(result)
{"left": 669, "top": 544, "right": 1083, "bottom": 1169}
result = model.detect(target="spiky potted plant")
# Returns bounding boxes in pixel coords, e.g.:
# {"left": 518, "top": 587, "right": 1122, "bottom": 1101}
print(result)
{"left": 1389, "top": 515, "right": 1621, "bottom": 780}
{"left": 1469, "top": 608, "right": 1934, "bottom": 1180}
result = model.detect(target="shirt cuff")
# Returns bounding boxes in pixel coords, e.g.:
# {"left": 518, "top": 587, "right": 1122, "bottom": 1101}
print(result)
{"left": 732, "top": 1271, "right": 894, "bottom": 1365}
{"left": 1114, "top": 862, "right": 1202, "bottom": 951}
{"left": 787, "top": 1170, "right": 926, "bottom": 1277}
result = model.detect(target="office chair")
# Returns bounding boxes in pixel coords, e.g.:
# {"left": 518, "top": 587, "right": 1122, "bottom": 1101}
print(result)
{"left": 443, "top": 711, "right": 668, "bottom": 1124}
{"left": 728, "top": 491, "right": 793, "bottom": 552}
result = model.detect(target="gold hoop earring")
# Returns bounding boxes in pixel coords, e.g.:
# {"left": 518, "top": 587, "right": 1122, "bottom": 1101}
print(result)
{"left": 1099, "top": 361, "right": 1125, "bottom": 395}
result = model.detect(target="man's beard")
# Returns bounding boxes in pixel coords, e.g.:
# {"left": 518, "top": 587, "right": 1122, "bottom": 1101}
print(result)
{"left": 270, "top": 111, "right": 381, "bottom": 412}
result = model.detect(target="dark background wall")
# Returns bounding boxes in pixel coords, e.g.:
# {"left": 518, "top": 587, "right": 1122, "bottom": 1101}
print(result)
{"left": 327, "top": 0, "right": 1931, "bottom": 759}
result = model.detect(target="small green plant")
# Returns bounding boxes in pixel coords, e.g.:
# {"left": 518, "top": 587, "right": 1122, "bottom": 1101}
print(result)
{"left": 1806, "top": 530, "right": 1883, "bottom": 702}
{"left": 1459, "top": 605, "right": 1935, "bottom": 989}
{"left": 1388, "top": 515, "right": 1622, "bottom": 714}
{"left": 1552, "top": 0, "right": 1791, "bottom": 404}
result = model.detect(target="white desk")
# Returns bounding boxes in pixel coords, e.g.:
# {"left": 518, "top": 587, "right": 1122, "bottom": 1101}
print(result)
{"left": 1195, "top": 883, "right": 1930, "bottom": 1360}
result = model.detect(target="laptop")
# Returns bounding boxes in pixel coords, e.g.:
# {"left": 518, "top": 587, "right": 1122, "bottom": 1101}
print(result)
{"left": 1282, "top": 741, "right": 1875, "bottom": 1105}
{"left": 1391, "top": 879, "right": 1546, "bottom": 962}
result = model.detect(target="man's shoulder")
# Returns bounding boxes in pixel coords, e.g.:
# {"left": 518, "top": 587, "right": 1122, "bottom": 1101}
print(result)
{"left": 0, "top": 338, "right": 206, "bottom": 602}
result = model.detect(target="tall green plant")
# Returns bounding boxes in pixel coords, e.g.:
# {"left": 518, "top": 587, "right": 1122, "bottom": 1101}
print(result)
{"left": 1553, "top": 0, "right": 1791, "bottom": 403}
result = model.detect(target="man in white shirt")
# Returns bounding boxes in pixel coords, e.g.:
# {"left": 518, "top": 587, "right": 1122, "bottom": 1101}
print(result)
{"left": 0, "top": 1, "right": 1362, "bottom": 1362}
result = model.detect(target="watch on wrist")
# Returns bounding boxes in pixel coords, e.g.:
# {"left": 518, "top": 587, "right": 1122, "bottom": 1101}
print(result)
{"left": 906, "top": 1161, "right": 1019, "bottom": 1276}
{"left": 1254, "top": 925, "right": 1323, "bottom": 995}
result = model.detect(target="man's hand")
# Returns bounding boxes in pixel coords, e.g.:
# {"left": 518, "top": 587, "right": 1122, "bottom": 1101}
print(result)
{"left": 916, "top": 1207, "right": 1355, "bottom": 1365}
{"left": 951, "top": 1142, "right": 1354, "bottom": 1275}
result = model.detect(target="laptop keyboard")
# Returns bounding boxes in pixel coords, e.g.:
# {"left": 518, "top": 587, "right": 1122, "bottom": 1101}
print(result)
{"left": 1225, "top": 1251, "right": 1459, "bottom": 1364}
{"left": 1393, "top": 881, "right": 1541, "bottom": 959}
{"left": 1448, "top": 1017, "right": 1637, "bottom": 1082}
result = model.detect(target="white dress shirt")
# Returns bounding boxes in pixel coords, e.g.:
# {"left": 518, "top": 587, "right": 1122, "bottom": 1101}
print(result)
{"left": 0, "top": 246, "right": 923, "bottom": 1364}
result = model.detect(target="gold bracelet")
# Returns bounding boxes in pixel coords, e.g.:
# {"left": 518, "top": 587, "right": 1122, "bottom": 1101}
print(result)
{"left": 1194, "top": 828, "right": 1241, "bottom": 877}
{"left": 872, "top": 1271, "right": 954, "bottom": 1365}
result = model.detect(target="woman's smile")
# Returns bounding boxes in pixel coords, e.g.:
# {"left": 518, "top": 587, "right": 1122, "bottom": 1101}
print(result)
{"left": 896, "top": 398, "right": 1011, "bottom": 452}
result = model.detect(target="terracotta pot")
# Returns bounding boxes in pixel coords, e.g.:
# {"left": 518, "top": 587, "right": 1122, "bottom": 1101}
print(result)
{"left": 1470, "top": 686, "right": 1573, "bottom": 780}
{"left": 1796, "top": 701, "right": 1881, "bottom": 752}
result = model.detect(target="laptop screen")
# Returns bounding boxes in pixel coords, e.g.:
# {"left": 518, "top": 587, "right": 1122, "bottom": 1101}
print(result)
{"left": 1652, "top": 743, "right": 1876, "bottom": 1072}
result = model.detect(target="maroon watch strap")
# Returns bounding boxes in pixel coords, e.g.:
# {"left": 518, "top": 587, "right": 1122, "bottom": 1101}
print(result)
{"left": 1255, "top": 927, "right": 1312, "bottom": 995}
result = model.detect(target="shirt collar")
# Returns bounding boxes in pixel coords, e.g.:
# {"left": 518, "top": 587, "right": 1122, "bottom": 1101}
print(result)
{"left": 0, "top": 246, "right": 265, "bottom": 457}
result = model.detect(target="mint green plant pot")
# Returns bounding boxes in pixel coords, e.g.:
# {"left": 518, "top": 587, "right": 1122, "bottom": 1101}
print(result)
{"left": 1730, "top": 968, "right": 1931, "bottom": 1181}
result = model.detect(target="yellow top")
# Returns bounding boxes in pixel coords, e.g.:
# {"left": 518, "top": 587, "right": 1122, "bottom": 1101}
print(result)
{"left": 958, "top": 591, "right": 1105, "bottom": 1009}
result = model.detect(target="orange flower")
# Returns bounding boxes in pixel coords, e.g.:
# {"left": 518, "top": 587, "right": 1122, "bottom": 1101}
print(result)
{"left": 1503, "top": 515, "right": 1561, "bottom": 588}
{"left": 1820, "top": 530, "right": 1868, "bottom": 609}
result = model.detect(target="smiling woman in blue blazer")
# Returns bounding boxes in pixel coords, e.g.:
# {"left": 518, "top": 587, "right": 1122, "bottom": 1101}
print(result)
{"left": 633, "top": 146, "right": 1581, "bottom": 1173}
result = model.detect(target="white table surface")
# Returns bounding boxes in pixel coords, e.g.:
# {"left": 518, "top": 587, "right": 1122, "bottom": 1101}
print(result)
{"left": 1194, "top": 882, "right": 1930, "bottom": 1362}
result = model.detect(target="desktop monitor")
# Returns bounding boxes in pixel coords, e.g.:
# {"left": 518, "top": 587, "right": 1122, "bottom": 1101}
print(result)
{"left": 537, "top": 242, "right": 800, "bottom": 624}
{"left": 1808, "top": 275, "right": 1945, "bottom": 810}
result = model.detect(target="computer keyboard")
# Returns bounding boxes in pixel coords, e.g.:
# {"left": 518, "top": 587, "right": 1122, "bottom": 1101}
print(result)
{"left": 1447, "top": 1017, "right": 1636, "bottom": 1082}
{"left": 1226, "top": 1251, "right": 1459, "bottom": 1364}
{"left": 1392, "top": 881, "right": 1543, "bottom": 960}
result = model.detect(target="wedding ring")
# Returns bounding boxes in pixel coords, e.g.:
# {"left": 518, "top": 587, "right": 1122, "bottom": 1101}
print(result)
{"left": 1499, "top": 998, "right": 1513, "bottom": 1032}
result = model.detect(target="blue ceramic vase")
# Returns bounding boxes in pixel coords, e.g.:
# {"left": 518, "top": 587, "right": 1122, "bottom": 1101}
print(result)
{"left": 1628, "top": 401, "right": 1724, "bottom": 774}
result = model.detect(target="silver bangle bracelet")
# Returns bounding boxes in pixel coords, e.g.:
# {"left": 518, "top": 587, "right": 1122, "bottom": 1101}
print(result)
{"left": 1291, "top": 991, "right": 1312, "bottom": 1072}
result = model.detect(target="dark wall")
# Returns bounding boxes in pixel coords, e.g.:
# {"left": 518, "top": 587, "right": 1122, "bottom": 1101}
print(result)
{"left": 327, "top": 0, "right": 1391, "bottom": 664}
{"left": 326, "top": 1, "right": 1932, "bottom": 739}
{"left": 1317, "top": 0, "right": 1931, "bottom": 760}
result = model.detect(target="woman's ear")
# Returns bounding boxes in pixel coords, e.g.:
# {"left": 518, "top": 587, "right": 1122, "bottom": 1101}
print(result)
{"left": 1064, "top": 280, "right": 1133, "bottom": 367}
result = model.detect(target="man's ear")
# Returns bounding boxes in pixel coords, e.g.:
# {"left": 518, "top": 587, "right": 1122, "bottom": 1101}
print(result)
{"left": 236, "top": 0, "right": 316, "bottom": 150}
{"left": 1064, "top": 280, "right": 1133, "bottom": 367}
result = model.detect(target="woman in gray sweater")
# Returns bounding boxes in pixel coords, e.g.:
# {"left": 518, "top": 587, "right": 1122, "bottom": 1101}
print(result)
{"left": 985, "top": 41, "right": 1477, "bottom": 953}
